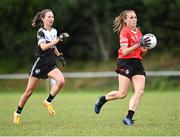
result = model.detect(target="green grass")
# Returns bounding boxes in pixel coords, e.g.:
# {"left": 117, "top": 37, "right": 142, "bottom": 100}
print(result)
{"left": 0, "top": 90, "right": 180, "bottom": 136}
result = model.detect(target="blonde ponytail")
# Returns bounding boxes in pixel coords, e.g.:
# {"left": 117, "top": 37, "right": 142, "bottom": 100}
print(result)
{"left": 113, "top": 10, "right": 134, "bottom": 34}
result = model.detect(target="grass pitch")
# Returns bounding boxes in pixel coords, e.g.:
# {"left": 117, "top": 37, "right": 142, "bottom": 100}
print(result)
{"left": 0, "top": 90, "right": 180, "bottom": 136}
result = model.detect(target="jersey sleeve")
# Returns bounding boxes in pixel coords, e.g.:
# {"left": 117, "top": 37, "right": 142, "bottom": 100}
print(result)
{"left": 119, "top": 30, "right": 129, "bottom": 46}
{"left": 37, "top": 30, "right": 46, "bottom": 45}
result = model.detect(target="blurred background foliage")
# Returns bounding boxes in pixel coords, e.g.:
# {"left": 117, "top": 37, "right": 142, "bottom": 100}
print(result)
{"left": 0, "top": 0, "right": 180, "bottom": 91}
{"left": 0, "top": 0, "right": 179, "bottom": 73}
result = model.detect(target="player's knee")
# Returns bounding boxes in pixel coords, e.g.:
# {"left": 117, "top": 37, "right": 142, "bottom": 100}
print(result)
{"left": 139, "top": 90, "right": 144, "bottom": 96}
{"left": 136, "top": 89, "right": 144, "bottom": 97}
{"left": 56, "top": 78, "right": 65, "bottom": 88}
{"left": 117, "top": 91, "right": 127, "bottom": 99}
{"left": 60, "top": 78, "right": 65, "bottom": 86}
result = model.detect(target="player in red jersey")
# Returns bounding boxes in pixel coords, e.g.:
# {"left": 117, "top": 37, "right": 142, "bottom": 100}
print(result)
{"left": 94, "top": 10, "right": 151, "bottom": 126}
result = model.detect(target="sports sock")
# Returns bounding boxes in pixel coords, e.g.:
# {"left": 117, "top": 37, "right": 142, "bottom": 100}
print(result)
{"left": 16, "top": 106, "right": 23, "bottom": 114}
{"left": 100, "top": 96, "right": 107, "bottom": 104}
{"left": 47, "top": 94, "right": 55, "bottom": 103}
{"left": 126, "top": 110, "right": 135, "bottom": 119}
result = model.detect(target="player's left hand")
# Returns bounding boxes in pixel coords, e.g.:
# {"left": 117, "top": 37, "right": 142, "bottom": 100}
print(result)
{"left": 57, "top": 54, "right": 66, "bottom": 67}
{"left": 139, "top": 36, "right": 151, "bottom": 48}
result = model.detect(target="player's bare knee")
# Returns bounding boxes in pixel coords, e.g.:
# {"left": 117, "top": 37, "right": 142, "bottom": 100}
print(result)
{"left": 120, "top": 94, "right": 127, "bottom": 99}
{"left": 60, "top": 78, "right": 65, "bottom": 86}
{"left": 117, "top": 91, "right": 127, "bottom": 99}
{"left": 139, "top": 90, "right": 144, "bottom": 96}
{"left": 56, "top": 79, "right": 65, "bottom": 88}
{"left": 136, "top": 90, "right": 144, "bottom": 97}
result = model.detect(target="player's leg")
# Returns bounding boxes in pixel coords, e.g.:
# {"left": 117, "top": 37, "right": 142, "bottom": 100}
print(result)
{"left": 48, "top": 68, "right": 65, "bottom": 98}
{"left": 123, "top": 75, "right": 145, "bottom": 126}
{"left": 13, "top": 76, "right": 40, "bottom": 124}
{"left": 106, "top": 75, "right": 130, "bottom": 100}
{"left": 94, "top": 74, "right": 130, "bottom": 114}
{"left": 43, "top": 68, "right": 65, "bottom": 115}
{"left": 129, "top": 75, "right": 145, "bottom": 111}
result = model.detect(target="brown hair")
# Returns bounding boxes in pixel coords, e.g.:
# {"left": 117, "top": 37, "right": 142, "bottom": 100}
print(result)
{"left": 31, "top": 9, "right": 52, "bottom": 27}
{"left": 113, "top": 10, "right": 135, "bottom": 34}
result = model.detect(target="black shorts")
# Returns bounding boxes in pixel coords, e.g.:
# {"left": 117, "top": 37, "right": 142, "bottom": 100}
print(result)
{"left": 115, "top": 58, "right": 146, "bottom": 79}
{"left": 29, "top": 57, "right": 57, "bottom": 79}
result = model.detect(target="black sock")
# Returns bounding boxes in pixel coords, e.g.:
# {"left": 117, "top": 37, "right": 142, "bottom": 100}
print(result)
{"left": 16, "top": 106, "right": 23, "bottom": 114}
{"left": 100, "top": 96, "right": 107, "bottom": 104}
{"left": 47, "top": 94, "right": 55, "bottom": 103}
{"left": 126, "top": 110, "right": 135, "bottom": 119}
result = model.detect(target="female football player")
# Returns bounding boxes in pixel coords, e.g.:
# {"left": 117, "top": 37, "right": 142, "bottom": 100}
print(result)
{"left": 94, "top": 10, "right": 151, "bottom": 126}
{"left": 13, "top": 9, "right": 69, "bottom": 124}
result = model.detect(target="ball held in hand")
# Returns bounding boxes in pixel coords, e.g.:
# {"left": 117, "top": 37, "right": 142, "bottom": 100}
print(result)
{"left": 143, "top": 33, "right": 157, "bottom": 49}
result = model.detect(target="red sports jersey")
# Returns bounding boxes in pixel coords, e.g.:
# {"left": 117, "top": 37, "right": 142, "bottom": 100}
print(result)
{"left": 118, "top": 26, "right": 143, "bottom": 60}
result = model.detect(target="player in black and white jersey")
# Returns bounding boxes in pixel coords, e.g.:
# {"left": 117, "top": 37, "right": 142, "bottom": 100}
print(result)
{"left": 13, "top": 9, "right": 69, "bottom": 124}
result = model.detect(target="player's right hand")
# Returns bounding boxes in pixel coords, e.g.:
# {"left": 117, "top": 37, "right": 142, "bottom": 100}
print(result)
{"left": 139, "top": 36, "right": 151, "bottom": 47}
{"left": 59, "top": 33, "right": 69, "bottom": 41}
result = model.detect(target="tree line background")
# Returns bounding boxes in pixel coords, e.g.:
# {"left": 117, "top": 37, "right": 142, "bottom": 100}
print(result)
{"left": 0, "top": 0, "right": 180, "bottom": 73}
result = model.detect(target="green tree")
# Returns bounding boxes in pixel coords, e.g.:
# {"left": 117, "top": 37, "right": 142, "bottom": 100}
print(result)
{"left": 0, "top": 0, "right": 179, "bottom": 72}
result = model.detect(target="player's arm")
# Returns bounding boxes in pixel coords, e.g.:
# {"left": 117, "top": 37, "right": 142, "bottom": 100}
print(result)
{"left": 120, "top": 30, "right": 151, "bottom": 55}
{"left": 39, "top": 38, "right": 61, "bottom": 51}
{"left": 121, "top": 43, "right": 139, "bottom": 56}
{"left": 37, "top": 30, "right": 62, "bottom": 51}
{"left": 119, "top": 31, "right": 139, "bottom": 55}
{"left": 122, "top": 37, "right": 151, "bottom": 56}
{"left": 40, "top": 32, "right": 69, "bottom": 51}
{"left": 54, "top": 46, "right": 62, "bottom": 56}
